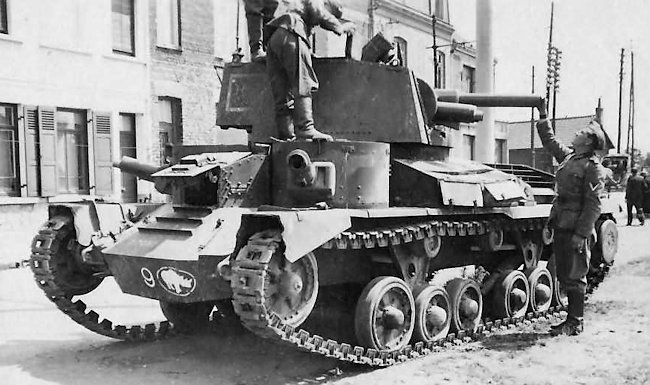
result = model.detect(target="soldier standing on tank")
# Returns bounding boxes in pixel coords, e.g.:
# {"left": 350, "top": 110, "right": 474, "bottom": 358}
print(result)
{"left": 625, "top": 168, "right": 647, "bottom": 225}
{"left": 536, "top": 103, "right": 606, "bottom": 336}
{"left": 264, "top": 0, "right": 356, "bottom": 141}
{"left": 244, "top": 0, "right": 279, "bottom": 62}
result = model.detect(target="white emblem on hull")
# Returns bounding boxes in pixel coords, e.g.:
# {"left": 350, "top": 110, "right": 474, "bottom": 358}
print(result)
{"left": 156, "top": 267, "right": 196, "bottom": 296}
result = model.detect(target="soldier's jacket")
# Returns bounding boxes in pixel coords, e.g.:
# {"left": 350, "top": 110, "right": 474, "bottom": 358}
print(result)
{"left": 536, "top": 119, "right": 605, "bottom": 238}
{"left": 265, "top": 0, "right": 344, "bottom": 47}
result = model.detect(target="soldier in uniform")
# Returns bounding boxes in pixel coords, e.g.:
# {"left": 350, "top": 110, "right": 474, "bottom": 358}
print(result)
{"left": 244, "top": 0, "right": 279, "bottom": 62}
{"left": 625, "top": 168, "right": 647, "bottom": 225}
{"left": 536, "top": 104, "right": 606, "bottom": 336}
{"left": 264, "top": 0, "right": 355, "bottom": 141}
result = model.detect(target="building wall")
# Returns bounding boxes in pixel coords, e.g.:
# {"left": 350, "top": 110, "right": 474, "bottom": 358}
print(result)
{"left": 0, "top": 0, "right": 151, "bottom": 203}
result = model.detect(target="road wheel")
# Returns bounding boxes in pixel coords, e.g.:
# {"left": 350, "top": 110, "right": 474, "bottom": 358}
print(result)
{"left": 446, "top": 278, "right": 482, "bottom": 333}
{"left": 413, "top": 285, "right": 451, "bottom": 343}
{"left": 355, "top": 276, "right": 415, "bottom": 351}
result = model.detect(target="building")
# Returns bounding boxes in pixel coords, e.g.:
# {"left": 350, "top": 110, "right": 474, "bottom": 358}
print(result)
{"left": 0, "top": 0, "right": 490, "bottom": 208}
{"left": 506, "top": 113, "right": 615, "bottom": 174}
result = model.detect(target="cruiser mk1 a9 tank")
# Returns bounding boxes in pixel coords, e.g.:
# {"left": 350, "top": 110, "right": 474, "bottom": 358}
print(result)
{"left": 28, "top": 45, "right": 618, "bottom": 366}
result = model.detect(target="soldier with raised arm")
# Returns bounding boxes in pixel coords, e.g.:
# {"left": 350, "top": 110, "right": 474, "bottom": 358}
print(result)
{"left": 536, "top": 102, "right": 606, "bottom": 336}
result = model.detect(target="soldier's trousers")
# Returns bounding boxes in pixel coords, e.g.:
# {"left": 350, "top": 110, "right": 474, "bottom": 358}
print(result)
{"left": 244, "top": 0, "right": 278, "bottom": 50}
{"left": 553, "top": 229, "right": 590, "bottom": 320}
{"left": 627, "top": 200, "right": 645, "bottom": 224}
{"left": 267, "top": 28, "right": 319, "bottom": 114}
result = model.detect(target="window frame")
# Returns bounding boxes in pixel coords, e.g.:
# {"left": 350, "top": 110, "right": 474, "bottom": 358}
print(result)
{"left": 435, "top": 51, "right": 446, "bottom": 88}
{"left": 0, "top": 0, "right": 8, "bottom": 34}
{"left": 156, "top": 0, "right": 182, "bottom": 50}
{"left": 55, "top": 108, "right": 90, "bottom": 194}
{"left": 112, "top": 0, "right": 136, "bottom": 56}
{"left": 0, "top": 103, "right": 19, "bottom": 196}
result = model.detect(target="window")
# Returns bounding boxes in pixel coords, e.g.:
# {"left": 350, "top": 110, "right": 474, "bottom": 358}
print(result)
{"left": 0, "top": 0, "right": 7, "bottom": 34}
{"left": 495, "top": 139, "right": 507, "bottom": 163}
{"left": 394, "top": 37, "right": 407, "bottom": 67}
{"left": 157, "top": 0, "right": 181, "bottom": 49}
{"left": 119, "top": 113, "right": 137, "bottom": 202}
{"left": 463, "top": 134, "right": 475, "bottom": 160}
{"left": 158, "top": 97, "right": 182, "bottom": 165}
{"left": 462, "top": 65, "right": 476, "bottom": 93}
{"left": 435, "top": 51, "right": 446, "bottom": 88}
{"left": 56, "top": 109, "right": 89, "bottom": 194}
{"left": 0, "top": 104, "right": 19, "bottom": 196}
{"left": 112, "top": 0, "right": 135, "bottom": 56}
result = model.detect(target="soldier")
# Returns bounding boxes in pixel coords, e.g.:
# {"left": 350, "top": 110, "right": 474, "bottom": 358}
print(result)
{"left": 244, "top": 0, "right": 279, "bottom": 62}
{"left": 625, "top": 168, "right": 647, "bottom": 225}
{"left": 536, "top": 103, "right": 606, "bottom": 336}
{"left": 265, "top": 0, "right": 355, "bottom": 141}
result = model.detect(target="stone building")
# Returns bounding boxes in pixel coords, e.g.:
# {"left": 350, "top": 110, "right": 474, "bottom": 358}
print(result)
{"left": 0, "top": 0, "right": 494, "bottom": 208}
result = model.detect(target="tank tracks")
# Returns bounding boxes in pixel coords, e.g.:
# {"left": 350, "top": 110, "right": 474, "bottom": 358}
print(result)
{"left": 29, "top": 217, "right": 174, "bottom": 341}
{"left": 28, "top": 216, "right": 609, "bottom": 365}
{"left": 230, "top": 217, "right": 610, "bottom": 367}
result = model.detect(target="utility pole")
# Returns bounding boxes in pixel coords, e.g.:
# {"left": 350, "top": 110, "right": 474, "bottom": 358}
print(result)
{"left": 545, "top": 3, "right": 554, "bottom": 114}
{"left": 530, "top": 66, "right": 536, "bottom": 168}
{"left": 617, "top": 48, "right": 625, "bottom": 153}
{"left": 627, "top": 51, "right": 635, "bottom": 166}
{"left": 432, "top": 14, "right": 438, "bottom": 87}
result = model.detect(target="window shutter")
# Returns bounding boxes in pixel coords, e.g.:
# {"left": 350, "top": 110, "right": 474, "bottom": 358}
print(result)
{"left": 92, "top": 112, "right": 114, "bottom": 197}
{"left": 38, "top": 106, "right": 57, "bottom": 196}
{"left": 18, "top": 105, "right": 38, "bottom": 196}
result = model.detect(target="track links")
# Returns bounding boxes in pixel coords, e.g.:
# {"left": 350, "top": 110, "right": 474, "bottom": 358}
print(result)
{"left": 230, "top": 217, "right": 608, "bottom": 367}
{"left": 29, "top": 217, "right": 175, "bottom": 341}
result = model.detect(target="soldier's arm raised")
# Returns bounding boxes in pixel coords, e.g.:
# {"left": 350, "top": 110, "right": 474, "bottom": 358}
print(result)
{"left": 536, "top": 118, "right": 572, "bottom": 164}
{"left": 575, "top": 162, "right": 604, "bottom": 238}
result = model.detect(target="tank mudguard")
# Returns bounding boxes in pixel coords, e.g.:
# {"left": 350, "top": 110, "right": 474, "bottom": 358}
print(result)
{"left": 48, "top": 201, "right": 126, "bottom": 247}
{"left": 236, "top": 209, "right": 352, "bottom": 263}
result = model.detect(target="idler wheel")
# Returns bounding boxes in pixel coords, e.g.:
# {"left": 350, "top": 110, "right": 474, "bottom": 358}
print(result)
{"left": 160, "top": 301, "right": 215, "bottom": 333}
{"left": 592, "top": 219, "right": 618, "bottom": 267}
{"left": 446, "top": 278, "right": 483, "bottom": 333}
{"left": 32, "top": 216, "right": 103, "bottom": 296}
{"left": 266, "top": 252, "right": 319, "bottom": 327}
{"left": 413, "top": 285, "right": 451, "bottom": 342}
{"left": 524, "top": 266, "right": 553, "bottom": 312}
{"left": 491, "top": 270, "right": 530, "bottom": 319}
{"left": 355, "top": 276, "right": 415, "bottom": 351}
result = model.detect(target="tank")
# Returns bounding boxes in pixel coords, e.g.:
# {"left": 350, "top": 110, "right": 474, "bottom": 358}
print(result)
{"left": 28, "top": 48, "right": 619, "bottom": 365}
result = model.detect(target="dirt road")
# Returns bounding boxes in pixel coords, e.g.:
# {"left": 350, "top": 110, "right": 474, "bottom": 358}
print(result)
{"left": 1, "top": 217, "right": 649, "bottom": 385}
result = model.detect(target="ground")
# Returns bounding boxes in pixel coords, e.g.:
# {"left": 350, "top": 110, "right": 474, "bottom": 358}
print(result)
{"left": 1, "top": 197, "right": 649, "bottom": 385}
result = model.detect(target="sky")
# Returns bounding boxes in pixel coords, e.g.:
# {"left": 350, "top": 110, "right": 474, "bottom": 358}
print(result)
{"left": 449, "top": 0, "right": 650, "bottom": 154}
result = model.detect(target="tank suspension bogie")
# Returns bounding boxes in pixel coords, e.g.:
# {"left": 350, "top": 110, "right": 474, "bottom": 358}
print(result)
{"left": 524, "top": 267, "right": 553, "bottom": 313}
{"left": 592, "top": 219, "right": 618, "bottom": 267}
{"left": 546, "top": 255, "right": 568, "bottom": 307}
{"left": 478, "top": 228, "right": 504, "bottom": 252}
{"left": 354, "top": 276, "right": 416, "bottom": 351}
{"left": 413, "top": 285, "right": 451, "bottom": 343}
{"left": 489, "top": 270, "right": 530, "bottom": 319}
{"left": 446, "top": 278, "right": 483, "bottom": 333}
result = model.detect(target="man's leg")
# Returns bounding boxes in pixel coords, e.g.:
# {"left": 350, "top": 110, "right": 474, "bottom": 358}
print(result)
{"left": 551, "top": 231, "right": 588, "bottom": 336}
{"left": 267, "top": 29, "right": 295, "bottom": 140}
{"left": 293, "top": 38, "right": 332, "bottom": 141}
{"left": 627, "top": 201, "right": 634, "bottom": 225}
{"left": 635, "top": 202, "right": 645, "bottom": 225}
{"left": 244, "top": 0, "right": 267, "bottom": 62}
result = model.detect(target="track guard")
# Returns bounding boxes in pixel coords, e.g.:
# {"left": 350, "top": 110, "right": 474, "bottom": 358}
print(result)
{"left": 234, "top": 210, "right": 352, "bottom": 263}
{"left": 48, "top": 201, "right": 126, "bottom": 247}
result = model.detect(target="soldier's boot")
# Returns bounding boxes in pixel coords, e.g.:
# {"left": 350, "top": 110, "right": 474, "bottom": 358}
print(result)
{"left": 247, "top": 13, "right": 266, "bottom": 62}
{"left": 275, "top": 112, "right": 295, "bottom": 141}
{"left": 551, "top": 289, "right": 584, "bottom": 336}
{"left": 293, "top": 96, "right": 333, "bottom": 141}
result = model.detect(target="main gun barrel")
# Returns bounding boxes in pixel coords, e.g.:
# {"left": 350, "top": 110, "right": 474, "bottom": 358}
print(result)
{"left": 113, "top": 156, "right": 166, "bottom": 182}
{"left": 435, "top": 90, "right": 544, "bottom": 109}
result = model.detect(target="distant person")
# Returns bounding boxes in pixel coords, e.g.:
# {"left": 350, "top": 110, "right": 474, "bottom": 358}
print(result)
{"left": 244, "top": 0, "right": 279, "bottom": 62}
{"left": 625, "top": 168, "right": 646, "bottom": 226}
{"left": 536, "top": 102, "right": 606, "bottom": 337}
